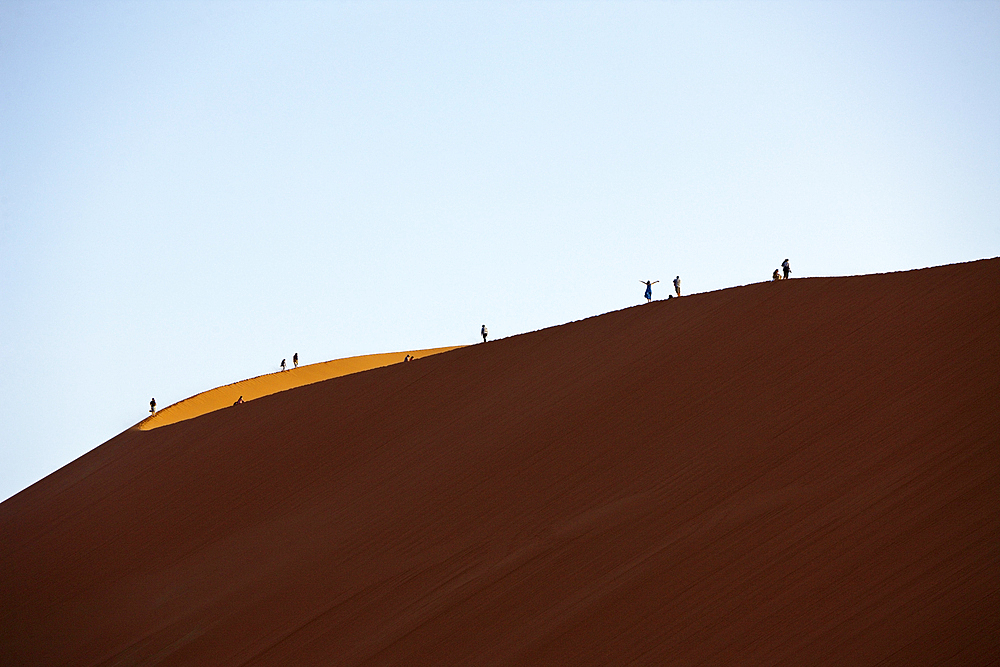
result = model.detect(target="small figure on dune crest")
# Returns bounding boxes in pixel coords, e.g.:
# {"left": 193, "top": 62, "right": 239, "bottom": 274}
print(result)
{"left": 641, "top": 280, "right": 659, "bottom": 303}
{"left": 404, "top": 354, "right": 410, "bottom": 362}
{"left": 233, "top": 395, "right": 244, "bottom": 406}
{"left": 481, "top": 324, "right": 488, "bottom": 342}
{"left": 293, "top": 352, "right": 298, "bottom": 368}
{"left": 673, "top": 276, "right": 681, "bottom": 297}
{"left": 772, "top": 268, "right": 781, "bottom": 281}
{"left": 149, "top": 398, "right": 156, "bottom": 414}
{"left": 782, "top": 259, "right": 791, "bottom": 280}
{"left": 280, "top": 358, "right": 286, "bottom": 372}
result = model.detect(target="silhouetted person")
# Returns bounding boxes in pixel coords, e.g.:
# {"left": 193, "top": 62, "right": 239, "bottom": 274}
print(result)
{"left": 481, "top": 325, "right": 488, "bottom": 342}
{"left": 404, "top": 355, "right": 410, "bottom": 362}
{"left": 673, "top": 276, "right": 681, "bottom": 297}
{"left": 149, "top": 398, "right": 156, "bottom": 414}
{"left": 782, "top": 259, "right": 791, "bottom": 280}
{"left": 641, "top": 280, "right": 659, "bottom": 303}
{"left": 233, "top": 396, "right": 244, "bottom": 406}
{"left": 293, "top": 352, "right": 298, "bottom": 368}
{"left": 773, "top": 269, "right": 781, "bottom": 281}
{"left": 280, "top": 358, "right": 286, "bottom": 371}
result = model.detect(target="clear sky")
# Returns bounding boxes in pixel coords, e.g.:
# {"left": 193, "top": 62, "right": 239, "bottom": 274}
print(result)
{"left": 1, "top": 1, "right": 998, "bottom": 502}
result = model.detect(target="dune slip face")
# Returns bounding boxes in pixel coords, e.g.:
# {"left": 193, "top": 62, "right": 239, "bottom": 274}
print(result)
{"left": 1, "top": 259, "right": 998, "bottom": 666}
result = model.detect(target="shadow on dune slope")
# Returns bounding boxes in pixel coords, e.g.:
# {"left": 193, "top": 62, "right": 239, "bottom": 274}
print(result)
{"left": 1, "top": 259, "right": 998, "bottom": 666}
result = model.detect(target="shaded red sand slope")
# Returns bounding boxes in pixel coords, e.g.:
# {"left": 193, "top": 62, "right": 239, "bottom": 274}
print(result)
{"left": 2, "top": 260, "right": 998, "bottom": 666}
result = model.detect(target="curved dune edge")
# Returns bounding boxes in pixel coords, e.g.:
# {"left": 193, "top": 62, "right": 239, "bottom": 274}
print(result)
{"left": 139, "top": 345, "right": 464, "bottom": 430}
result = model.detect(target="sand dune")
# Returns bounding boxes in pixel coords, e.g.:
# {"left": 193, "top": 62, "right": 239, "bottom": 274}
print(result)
{"left": 1, "top": 259, "right": 997, "bottom": 666}
{"left": 141, "top": 346, "right": 463, "bottom": 429}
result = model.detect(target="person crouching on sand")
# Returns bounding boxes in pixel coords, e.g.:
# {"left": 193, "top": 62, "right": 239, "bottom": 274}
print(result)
{"left": 773, "top": 269, "right": 781, "bottom": 281}
{"left": 233, "top": 396, "right": 244, "bottom": 406}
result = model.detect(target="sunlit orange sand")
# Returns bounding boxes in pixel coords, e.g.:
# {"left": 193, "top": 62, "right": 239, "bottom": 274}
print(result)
{"left": 140, "top": 346, "right": 463, "bottom": 430}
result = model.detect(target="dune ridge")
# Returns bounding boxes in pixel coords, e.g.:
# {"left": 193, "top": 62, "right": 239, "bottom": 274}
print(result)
{"left": 1, "top": 259, "right": 997, "bottom": 666}
{"left": 140, "top": 346, "right": 463, "bottom": 429}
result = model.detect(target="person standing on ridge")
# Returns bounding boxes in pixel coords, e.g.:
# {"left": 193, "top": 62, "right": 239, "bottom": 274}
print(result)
{"left": 641, "top": 280, "right": 659, "bottom": 303}
{"left": 673, "top": 276, "right": 681, "bottom": 297}
{"left": 149, "top": 398, "right": 156, "bottom": 414}
{"left": 293, "top": 352, "right": 298, "bottom": 368}
{"left": 481, "top": 325, "right": 488, "bottom": 342}
{"left": 280, "top": 358, "right": 286, "bottom": 371}
{"left": 782, "top": 259, "right": 791, "bottom": 280}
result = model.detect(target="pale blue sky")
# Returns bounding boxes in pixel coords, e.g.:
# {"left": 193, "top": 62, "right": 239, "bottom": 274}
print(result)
{"left": 2, "top": 1, "right": 998, "bottom": 501}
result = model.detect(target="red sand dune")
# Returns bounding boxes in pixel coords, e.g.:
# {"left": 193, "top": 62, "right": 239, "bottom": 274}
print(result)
{"left": 2, "top": 259, "right": 998, "bottom": 666}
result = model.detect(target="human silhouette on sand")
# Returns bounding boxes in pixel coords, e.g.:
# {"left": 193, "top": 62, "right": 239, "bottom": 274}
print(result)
{"left": 673, "top": 276, "right": 681, "bottom": 297}
{"left": 782, "top": 259, "right": 791, "bottom": 280}
{"left": 481, "top": 325, "right": 488, "bottom": 342}
{"left": 280, "top": 359, "right": 286, "bottom": 372}
{"left": 293, "top": 353, "right": 298, "bottom": 368}
{"left": 641, "top": 280, "right": 659, "bottom": 303}
{"left": 149, "top": 398, "right": 156, "bottom": 414}
{"left": 233, "top": 396, "right": 244, "bottom": 406}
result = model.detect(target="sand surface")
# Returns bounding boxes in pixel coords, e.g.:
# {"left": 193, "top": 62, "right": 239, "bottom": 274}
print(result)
{"left": 2, "top": 259, "right": 998, "bottom": 665}
{"left": 140, "top": 346, "right": 463, "bottom": 429}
